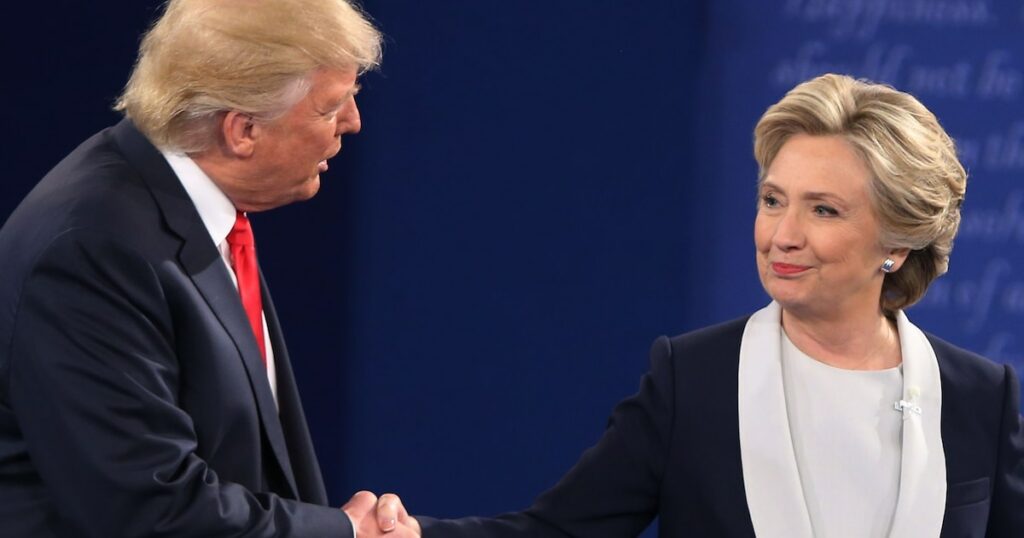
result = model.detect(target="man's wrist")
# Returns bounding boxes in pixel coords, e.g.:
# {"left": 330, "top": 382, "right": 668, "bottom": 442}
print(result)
{"left": 346, "top": 512, "right": 358, "bottom": 538}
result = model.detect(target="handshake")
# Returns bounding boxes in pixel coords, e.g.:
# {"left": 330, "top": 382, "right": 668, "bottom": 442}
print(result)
{"left": 342, "top": 491, "right": 420, "bottom": 537}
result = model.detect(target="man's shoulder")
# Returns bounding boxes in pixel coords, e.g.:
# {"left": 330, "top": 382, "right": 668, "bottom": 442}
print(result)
{"left": 3, "top": 123, "right": 169, "bottom": 251}
{"left": 0, "top": 123, "right": 181, "bottom": 322}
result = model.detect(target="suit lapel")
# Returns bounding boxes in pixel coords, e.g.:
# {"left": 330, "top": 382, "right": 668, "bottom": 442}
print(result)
{"left": 738, "top": 302, "right": 814, "bottom": 538}
{"left": 111, "top": 119, "right": 300, "bottom": 499}
{"left": 737, "top": 302, "right": 947, "bottom": 537}
{"left": 181, "top": 247, "right": 300, "bottom": 499}
{"left": 888, "top": 312, "right": 946, "bottom": 538}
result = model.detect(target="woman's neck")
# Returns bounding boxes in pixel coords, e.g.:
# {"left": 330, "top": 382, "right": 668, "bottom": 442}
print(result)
{"left": 781, "top": 307, "right": 902, "bottom": 371}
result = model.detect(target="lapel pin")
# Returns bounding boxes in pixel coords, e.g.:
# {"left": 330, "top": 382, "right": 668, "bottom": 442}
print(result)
{"left": 894, "top": 399, "right": 922, "bottom": 417}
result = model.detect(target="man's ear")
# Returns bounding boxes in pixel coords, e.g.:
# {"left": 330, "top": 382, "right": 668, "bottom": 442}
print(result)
{"left": 220, "top": 111, "right": 258, "bottom": 158}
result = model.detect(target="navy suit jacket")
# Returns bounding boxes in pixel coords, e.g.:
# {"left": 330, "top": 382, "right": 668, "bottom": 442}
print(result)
{"left": 420, "top": 317, "right": 1024, "bottom": 537}
{"left": 0, "top": 120, "right": 351, "bottom": 537}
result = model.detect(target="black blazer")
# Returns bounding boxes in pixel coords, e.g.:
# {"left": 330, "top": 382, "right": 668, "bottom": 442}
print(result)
{"left": 420, "top": 317, "right": 1024, "bottom": 537}
{"left": 0, "top": 120, "right": 350, "bottom": 537}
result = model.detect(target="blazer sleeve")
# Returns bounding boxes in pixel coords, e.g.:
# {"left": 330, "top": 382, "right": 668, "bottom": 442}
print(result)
{"left": 6, "top": 230, "right": 351, "bottom": 538}
{"left": 419, "top": 335, "right": 677, "bottom": 537}
{"left": 987, "top": 364, "right": 1024, "bottom": 536}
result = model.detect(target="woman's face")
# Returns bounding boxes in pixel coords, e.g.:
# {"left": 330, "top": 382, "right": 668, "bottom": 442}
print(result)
{"left": 754, "top": 134, "right": 896, "bottom": 320}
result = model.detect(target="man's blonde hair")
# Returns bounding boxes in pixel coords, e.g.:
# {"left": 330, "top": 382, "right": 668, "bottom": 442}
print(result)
{"left": 115, "top": 0, "right": 382, "bottom": 152}
{"left": 754, "top": 74, "right": 967, "bottom": 314}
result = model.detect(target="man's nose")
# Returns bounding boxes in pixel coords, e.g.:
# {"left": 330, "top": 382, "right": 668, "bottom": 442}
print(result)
{"left": 338, "top": 98, "right": 361, "bottom": 135}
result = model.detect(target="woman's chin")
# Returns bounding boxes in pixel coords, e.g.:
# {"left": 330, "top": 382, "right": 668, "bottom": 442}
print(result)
{"left": 768, "top": 291, "right": 820, "bottom": 317}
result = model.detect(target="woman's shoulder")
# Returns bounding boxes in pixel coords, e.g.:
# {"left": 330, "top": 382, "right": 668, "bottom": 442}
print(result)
{"left": 924, "top": 332, "right": 1015, "bottom": 394}
{"left": 651, "top": 315, "right": 753, "bottom": 372}
{"left": 925, "top": 332, "right": 1010, "bottom": 378}
{"left": 666, "top": 315, "right": 751, "bottom": 349}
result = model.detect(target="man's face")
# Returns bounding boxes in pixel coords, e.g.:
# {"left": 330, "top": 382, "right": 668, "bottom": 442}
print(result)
{"left": 245, "top": 67, "right": 361, "bottom": 210}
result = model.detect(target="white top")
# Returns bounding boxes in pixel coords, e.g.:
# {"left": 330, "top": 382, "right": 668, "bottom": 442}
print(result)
{"left": 739, "top": 302, "right": 946, "bottom": 538}
{"left": 159, "top": 151, "right": 279, "bottom": 405}
{"left": 780, "top": 330, "right": 904, "bottom": 538}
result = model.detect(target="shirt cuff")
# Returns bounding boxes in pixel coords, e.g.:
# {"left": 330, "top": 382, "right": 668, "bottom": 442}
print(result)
{"left": 346, "top": 512, "right": 358, "bottom": 538}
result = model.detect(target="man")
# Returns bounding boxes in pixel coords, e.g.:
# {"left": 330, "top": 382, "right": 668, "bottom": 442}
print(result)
{"left": 0, "top": 0, "right": 418, "bottom": 536}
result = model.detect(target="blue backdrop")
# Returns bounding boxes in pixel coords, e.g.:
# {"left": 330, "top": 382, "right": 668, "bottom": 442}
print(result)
{"left": 4, "top": 1, "right": 1022, "bottom": 535}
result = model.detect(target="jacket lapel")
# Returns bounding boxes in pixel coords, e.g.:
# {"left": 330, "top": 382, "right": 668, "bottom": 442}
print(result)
{"left": 737, "top": 302, "right": 947, "bottom": 537}
{"left": 180, "top": 248, "right": 300, "bottom": 499}
{"left": 888, "top": 311, "right": 946, "bottom": 538}
{"left": 738, "top": 302, "right": 814, "bottom": 538}
{"left": 111, "top": 119, "right": 300, "bottom": 499}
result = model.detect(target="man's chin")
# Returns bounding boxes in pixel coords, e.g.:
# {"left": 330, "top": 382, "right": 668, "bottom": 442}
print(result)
{"left": 263, "top": 177, "right": 320, "bottom": 209}
{"left": 299, "top": 175, "right": 322, "bottom": 199}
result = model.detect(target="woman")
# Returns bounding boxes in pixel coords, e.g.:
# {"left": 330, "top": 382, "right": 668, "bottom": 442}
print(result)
{"left": 418, "top": 74, "right": 1024, "bottom": 537}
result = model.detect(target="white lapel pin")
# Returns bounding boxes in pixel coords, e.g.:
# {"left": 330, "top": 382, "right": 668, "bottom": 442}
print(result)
{"left": 894, "top": 386, "right": 922, "bottom": 418}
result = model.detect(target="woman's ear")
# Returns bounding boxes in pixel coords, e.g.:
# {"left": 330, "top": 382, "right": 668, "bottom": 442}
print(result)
{"left": 885, "top": 247, "right": 911, "bottom": 272}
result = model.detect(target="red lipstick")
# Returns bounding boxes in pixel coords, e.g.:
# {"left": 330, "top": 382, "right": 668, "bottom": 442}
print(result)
{"left": 771, "top": 262, "right": 810, "bottom": 275}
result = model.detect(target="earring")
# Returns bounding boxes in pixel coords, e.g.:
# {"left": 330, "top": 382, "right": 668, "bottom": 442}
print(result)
{"left": 881, "top": 258, "right": 896, "bottom": 273}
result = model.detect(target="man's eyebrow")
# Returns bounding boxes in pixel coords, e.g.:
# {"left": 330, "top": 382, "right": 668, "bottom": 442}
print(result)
{"left": 340, "top": 84, "right": 361, "bottom": 102}
{"left": 320, "top": 84, "right": 361, "bottom": 112}
{"left": 333, "top": 84, "right": 361, "bottom": 106}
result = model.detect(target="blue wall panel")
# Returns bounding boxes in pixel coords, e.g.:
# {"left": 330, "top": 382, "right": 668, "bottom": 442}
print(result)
{"left": 4, "top": 1, "right": 1021, "bottom": 534}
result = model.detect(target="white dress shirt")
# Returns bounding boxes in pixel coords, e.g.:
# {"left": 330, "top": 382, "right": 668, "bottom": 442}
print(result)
{"left": 160, "top": 151, "right": 279, "bottom": 405}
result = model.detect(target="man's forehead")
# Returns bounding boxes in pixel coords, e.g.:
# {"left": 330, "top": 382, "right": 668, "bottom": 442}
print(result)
{"left": 313, "top": 67, "right": 359, "bottom": 91}
{"left": 299, "top": 68, "right": 357, "bottom": 106}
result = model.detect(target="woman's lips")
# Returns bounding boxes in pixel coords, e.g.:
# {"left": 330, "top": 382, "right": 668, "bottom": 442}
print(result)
{"left": 771, "top": 262, "right": 810, "bottom": 275}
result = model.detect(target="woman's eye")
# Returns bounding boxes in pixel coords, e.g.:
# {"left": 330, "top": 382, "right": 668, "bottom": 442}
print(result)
{"left": 761, "top": 194, "right": 779, "bottom": 207}
{"left": 813, "top": 205, "right": 839, "bottom": 216}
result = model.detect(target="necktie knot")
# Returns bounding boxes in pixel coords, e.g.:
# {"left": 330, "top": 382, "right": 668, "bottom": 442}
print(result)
{"left": 227, "top": 211, "right": 254, "bottom": 248}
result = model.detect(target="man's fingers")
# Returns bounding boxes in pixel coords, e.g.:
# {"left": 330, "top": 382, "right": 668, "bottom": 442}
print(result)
{"left": 381, "top": 493, "right": 420, "bottom": 535}
{"left": 406, "top": 515, "right": 422, "bottom": 535}
{"left": 375, "top": 493, "right": 402, "bottom": 531}
{"left": 343, "top": 491, "right": 419, "bottom": 536}
{"left": 341, "top": 490, "right": 379, "bottom": 520}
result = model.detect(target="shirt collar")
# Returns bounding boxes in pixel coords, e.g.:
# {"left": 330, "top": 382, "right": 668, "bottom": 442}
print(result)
{"left": 160, "top": 150, "right": 237, "bottom": 246}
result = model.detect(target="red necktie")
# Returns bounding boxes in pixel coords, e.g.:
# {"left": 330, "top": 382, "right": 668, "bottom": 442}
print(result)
{"left": 227, "top": 211, "right": 266, "bottom": 364}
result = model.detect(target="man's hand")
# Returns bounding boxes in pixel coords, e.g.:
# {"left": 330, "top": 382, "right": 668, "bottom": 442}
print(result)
{"left": 342, "top": 491, "right": 422, "bottom": 537}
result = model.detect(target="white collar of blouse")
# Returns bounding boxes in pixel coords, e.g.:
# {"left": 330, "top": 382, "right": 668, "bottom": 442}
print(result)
{"left": 737, "top": 301, "right": 946, "bottom": 538}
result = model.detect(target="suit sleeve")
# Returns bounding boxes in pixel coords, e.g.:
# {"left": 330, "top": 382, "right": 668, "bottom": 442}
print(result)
{"left": 419, "top": 335, "right": 677, "bottom": 537}
{"left": 6, "top": 230, "right": 351, "bottom": 538}
{"left": 987, "top": 364, "right": 1024, "bottom": 536}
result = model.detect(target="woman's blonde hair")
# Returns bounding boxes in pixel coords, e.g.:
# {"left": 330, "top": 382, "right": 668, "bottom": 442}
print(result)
{"left": 115, "top": 0, "right": 382, "bottom": 152}
{"left": 754, "top": 73, "right": 967, "bottom": 314}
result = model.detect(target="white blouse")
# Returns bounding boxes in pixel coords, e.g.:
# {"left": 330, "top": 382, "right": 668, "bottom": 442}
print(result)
{"left": 780, "top": 331, "right": 904, "bottom": 538}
